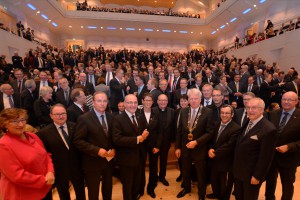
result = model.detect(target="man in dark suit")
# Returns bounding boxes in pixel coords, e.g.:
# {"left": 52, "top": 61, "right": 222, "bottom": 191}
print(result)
{"left": 35, "top": 71, "right": 54, "bottom": 97}
{"left": 11, "top": 51, "right": 23, "bottom": 69}
{"left": 102, "top": 64, "right": 114, "bottom": 86}
{"left": 175, "top": 88, "right": 214, "bottom": 200}
{"left": 152, "top": 94, "right": 176, "bottom": 187}
{"left": 33, "top": 52, "right": 45, "bottom": 69}
{"left": 73, "top": 72, "right": 95, "bottom": 95}
{"left": 207, "top": 105, "right": 241, "bottom": 200}
{"left": 67, "top": 88, "right": 88, "bottom": 122}
{"left": 74, "top": 92, "right": 115, "bottom": 200}
{"left": 233, "top": 98, "right": 276, "bottom": 200}
{"left": 112, "top": 94, "right": 149, "bottom": 200}
{"left": 234, "top": 92, "right": 256, "bottom": 127}
{"left": 228, "top": 74, "right": 246, "bottom": 108}
{"left": 86, "top": 66, "right": 99, "bottom": 87}
{"left": 207, "top": 89, "right": 225, "bottom": 123}
{"left": 38, "top": 104, "right": 85, "bottom": 200}
{"left": 184, "top": 66, "right": 196, "bottom": 88}
{"left": 203, "top": 69, "right": 219, "bottom": 87}
{"left": 127, "top": 68, "right": 139, "bottom": 94}
{"left": 147, "top": 78, "right": 162, "bottom": 107}
{"left": 145, "top": 65, "right": 158, "bottom": 84}
{"left": 246, "top": 76, "right": 259, "bottom": 96}
{"left": 265, "top": 91, "right": 300, "bottom": 200}
{"left": 284, "top": 75, "right": 299, "bottom": 98}
{"left": 158, "top": 79, "right": 173, "bottom": 108}
{"left": 109, "top": 69, "right": 126, "bottom": 112}
{"left": 135, "top": 75, "right": 148, "bottom": 105}
{"left": 172, "top": 69, "right": 182, "bottom": 91}
{"left": 173, "top": 78, "right": 189, "bottom": 109}
{"left": 55, "top": 78, "right": 72, "bottom": 108}
{"left": 20, "top": 79, "right": 37, "bottom": 126}
{"left": 190, "top": 74, "right": 203, "bottom": 91}
{"left": 10, "top": 69, "right": 26, "bottom": 95}
{"left": 0, "top": 84, "right": 20, "bottom": 111}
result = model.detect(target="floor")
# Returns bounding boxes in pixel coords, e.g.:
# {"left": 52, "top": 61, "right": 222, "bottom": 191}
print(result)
{"left": 53, "top": 164, "right": 300, "bottom": 200}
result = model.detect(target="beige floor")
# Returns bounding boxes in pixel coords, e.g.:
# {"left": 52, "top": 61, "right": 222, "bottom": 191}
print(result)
{"left": 53, "top": 164, "right": 300, "bottom": 200}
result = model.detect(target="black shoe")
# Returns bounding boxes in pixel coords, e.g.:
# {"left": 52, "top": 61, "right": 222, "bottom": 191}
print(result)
{"left": 147, "top": 191, "right": 156, "bottom": 198}
{"left": 159, "top": 178, "right": 169, "bottom": 186}
{"left": 206, "top": 193, "right": 217, "bottom": 199}
{"left": 176, "top": 174, "right": 182, "bottom": 182}
{"left": 136, "top": 193, "right": 143, "bottom": 200}
{"left": 199, "top": 196, "right": 205, "bottom": 200}
{"left": 177, "top": 189, "right": 191, "bottom": 198}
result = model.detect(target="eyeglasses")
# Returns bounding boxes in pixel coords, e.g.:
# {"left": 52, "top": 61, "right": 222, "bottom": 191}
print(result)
{"left": 220, "top": 112, "right": 232, "bottom": 115}
{"left": 282, "top": 98, "right": 297, "bottom": 103}
{"left": 245, "top": 106, "right": 261, "bottom": 111}
{"left": 125, "top": 101, "right": 138, "bottom": 105}
{"left": 8, "top": 118, "right": 26, "bottom": 124}
{"left": 52, "top": 113, "right": 67, "bottom": 117}
{"left": 212, "top": 94, "right": 222, "bottom": 97}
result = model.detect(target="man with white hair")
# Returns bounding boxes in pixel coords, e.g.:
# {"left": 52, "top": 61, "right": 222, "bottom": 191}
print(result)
{"left": 175, "top": 88, "right": 214, "bottom": 200}
{"left": 253, "top": 69, "right": 264, "bottom": 87}
{"left": 0, "top": 84, "right": 20, "bottom": 111}
{"left": 233, "top": 98, "right": 276, "bottom": 200}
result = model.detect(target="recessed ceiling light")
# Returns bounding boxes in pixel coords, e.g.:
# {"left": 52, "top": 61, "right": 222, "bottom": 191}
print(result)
{"left": 162, "top": 29, "right": 171, "bottom": 33}
{"left": 157, "top": 29, "right": 159, "bottom": 31}
{"left": 243, "top": 8, "right": 252, "bottom": 14}
{"left": 211, "top": 31, "right": 217, "bottom": 34}
{"left": 69, "top": 25, "right": 72, "bottom": 28}
{"left": 81, "top": 26, "right": 83, "bottom": 28}
{"left": 48, "top": 20, "right": 51, "bottom": 23}
{"left": 27, "top": 3, "right": 36, "bottom": 11}
{"left": 259, "top": 0, "right": 266, "bottom": 3}
{"left": 120, "top": 28, "right": 123, "bottom": 30}
{"left": 200, "top": 32, "right": 202, "bottom": 34}
{"left": 107, "top": 26, "right": 117, "bottom": 30}
{"left": 101, "top": 27, "right": 103, "bottom": 29}
{"left": 52, "top": 22, "right": 58, "bottom": 27}
{"left": 87, "top": 26, "right": 97, "bottom": 29}
{"left": 144, "top": 28, "right": 154, "bottom": 32}
{"left": 197, "top": 43, "right": 199, "bottom": 45}
{"left": 226, "top": 22, "right": 229, "bottom": 25}
{"left": 198, "top": 1, "right": 204, "bottom": 6}
{"left": 41, "top": 14, "right": 48, "bottom": 20}
{"left": 138, "top": 28, "right": 141, "bottom": 31}
{"left": 179, "top": 30, "right": 188, "bottom": 34}
{"left": 73, "top": 38, "right": 75, "bottom": 40}
{"left": 230, "top": 17, "right": 237, "bottom": 22}
{"left": 191, "top": 32, "right": 194, "bottom": 34}
{"left": 253, "top": 4, "right": 257, "bottom": 7}
{"left": 217, "top": 29, "right": 219, "bottom": 31}
{"left": 125, "top": 28, "right": 135, "bottom": 31}
{"left": 220, "top": 25, "right": 226, "bottom": 29}
{"left": 174, "top": 30, "right": 177, "bottom": 32}
{"left": 154, "top": 0, "right": 157, "bottom": 2}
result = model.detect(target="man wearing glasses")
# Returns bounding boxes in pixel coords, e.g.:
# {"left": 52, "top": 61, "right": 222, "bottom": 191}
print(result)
{"left": 265, "top": 91, "right": 300, "bottom": 200}
{"left": 112, "top": 94, "right": 149, "bottom": 200}
{"left": 38, "top": 104, "right": 85, "bottom": 200}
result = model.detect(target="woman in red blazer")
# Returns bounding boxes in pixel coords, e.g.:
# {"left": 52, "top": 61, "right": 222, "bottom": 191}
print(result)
{"left": 0, "top": 108, "right": 54, "bottom": 200}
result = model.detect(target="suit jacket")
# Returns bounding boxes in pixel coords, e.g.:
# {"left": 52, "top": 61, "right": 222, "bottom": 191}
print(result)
{"left": 137, "top": 85, "right": 149, "bottom": 105}
{"left": 20, "top": 89, "right": 37, "bottom": 126}
{"left": 202, "top": 75, "right": 219, "bottom": 87}
{"left": 127, "top": 77, "right": 138, "bottom": 94}
{"left": 234, "top": 108, "right": 249, "bottom": 128}
{"left": 145, "top": 74, "right": 158, "bottom": 84}
{"left": 10, "top": 79, "right": 26, "bottom": 94}
{"left": 233, "top": 117, "right": 276, "bottom": 182}
{"left": 175, "top": 106, "right": 214, "bottom": 160}
{"left": 228, "top": 81, "right": 246, "bottom": 102}
{"left": 0, "top": 92, "right": 21, "bottom": 111}
{"left": 55, "top": 89, "right": 72, "bottom": 108}
{"left": 67, "top": 103, "right": 88, "bottom": 123}
{"left": 173, "top": 89, "right": 188, "bottom": 109}
{"left": 259, "top": 81, "right": 281, "bottom": 108}
{"left": 74, "top": 111, "right": 114, "bottom": 172}
{"left": 150, "top": 88, "right": 162, "bottom": 107}
{"left": 153, "top": 106, "right": 176, "bottom": 148}
{"left": 33, "top": 97, "right": 54, "bottom": 126}
{"left": 109, "top": 78, "right": 126, "bottom": 109}
{"left": 35, "top": 81, "right": 54, "bottom": 97}
{"left": 73, "top": 82, "right": 95, "bottom": 95}
{"left": 37, "top": 122, "right": 82, "bottom": 178}
{"left": 268, "top": 109, "right": 300, "bottom": 168}
{"left": 284, "top": 82, "right": 299, "bottom": 97}
{"left": 183, "top": 71, "right": 196, "bottom": 88}
{"left": 112, "top": 111, "right": 147, "bottom": 167}
{"left": 209, "top": 120, "right": 241, "bottom": 172}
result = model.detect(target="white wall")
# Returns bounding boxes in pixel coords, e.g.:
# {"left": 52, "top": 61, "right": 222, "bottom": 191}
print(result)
{"left": 225, "top": 29, "right": 300, "bottom": 71}
{"left": 0, "top": 29, "right": 45, "bottom": 62}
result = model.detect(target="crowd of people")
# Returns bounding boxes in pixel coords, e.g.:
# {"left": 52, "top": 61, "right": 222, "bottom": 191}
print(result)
{"left": 0, "top": 45, "right": 299, "bottom": 200}
{"left": 76, "top": 0, "right": 201, "bottom": 19}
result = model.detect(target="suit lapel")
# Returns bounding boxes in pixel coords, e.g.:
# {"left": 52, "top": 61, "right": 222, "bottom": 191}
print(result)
{"left": 90, "top": 110, "right": 105, "bottom": 135}
{"left": 283, "top": 109, "right": 299, "bottom": 130}
{"left": 50, "top": 123, "right": 69, "bottom": 149}
{"left": 273, "top": 110, "right": 282, "bottom": 129}
{"left": 122, "top": 112, "right": 139, "bottom": 135}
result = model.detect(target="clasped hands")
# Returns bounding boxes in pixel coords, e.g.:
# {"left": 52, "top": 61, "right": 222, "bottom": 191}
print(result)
{"left": 98, "top": 148, "right": 116, "bottom": 158}
{"left": 138, "top": 129, "right": 149, "bottom": 143}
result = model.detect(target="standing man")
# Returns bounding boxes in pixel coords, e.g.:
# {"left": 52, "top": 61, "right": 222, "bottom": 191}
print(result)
{"left": 173, "top": 78, "right": 189, "bottom": 109}
{"left": 207, "top": 105, "right": 241, "bottom": 200}
{"left": 74, "top": 92, "right": 115, "bottom": 200}
{"left": 147, "top": 78, "right": 161, "bottom": 107}
{"left": 0, "top": 84, "right": 20, "bottom": 111}
{"left": 74, "top": 72, "right": 95, "bottom": 95}
{"left": 175, "top": 88, "right": 214, "bottom": 200}
{"left": 229, "top": 74, "right": 245, "bottom": 108}
{"left": 110, "top": 69, "right": 126, "bottom": 112}
{"left": 153, "top": 94, "right": 176, "bottom": 187}
{"left": 10, "top": 69, "right": 26, "bottom": 95}
{"left": 112, "top": 94, "right": 149, "bottom": 200}
{"left": 67, "top": 88, "right": 88, "bottom": 123}
{"left": 202, "top": 84, "right": 213, "bottom": 107}
{"left": 38, "top": 104, "right": 85, "bottom": 200}
{"left": 234, "top": 92, "right": 256, "bottom": 128}
{"left": 233, "top": 98, "right": 276, "bottom": 200}
{"left": 55, "top": 78, "right": 72, "bottom": 108}
{"left": 207, "top": 89, "right": 225, "bottom": 123}
{"left": 265, "top": 91, "right": 300, "bottom": 200}
{"left": 135, "top": 75, "right": 148, "bottom": 105}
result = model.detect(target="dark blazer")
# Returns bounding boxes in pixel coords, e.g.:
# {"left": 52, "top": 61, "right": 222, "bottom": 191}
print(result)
{"left": 209, "top": 120, "right": 241, "bottom": 172}
{"left": 206, "top": 103, "right": 223, "bottom": 124}
{"left": 150, "top": 88, "right": 162, "bottom": 107}
{"left": 175, "top": 106, "right": 214, "bottom": 160}
{"left": 109, "top": 78, "right": 126, "bottom": 109}
{"left": 112, "top": 111, "right": 147, "bottom": 167}
{"left": 73, "top": 82, "right": 95, "bottom": 95}
{"left": 55, "top": 89, "right": 72, "bottom": 108}
{"left": 33, "top": 97, "right": 54, "bottom": 126}
{"left": 20, "top": 89, "right": 37, "bottom": 126}
{"left": 35, "top": 81, "right": 54, "bottom": 97}
{"left": 153, "top": 106, "right": 176, "bottom": 148}
{"left": 173, "top": 89, "right": 188, "bottom": 109}
{"left": 10, "top": 79, "right": 26, "bottom": 94}
{"left": 127, "top": 77, "right": 138, "bottom": 94}
{"left": 233, "top": 117, "right": 276, "bottom": 182}
{"left": 0, "top": 92, "right": 21, "bottom": 111}
{"left": 74, "top": 111, "right": 114, "bottom": 172}
{"left": 33, "top": 57, "right": 45, "bottom": 69}
{"left": 67, "top": 103, "right": 88, "bottom": 123}
{"left": 246, "top": 84, "right": 260, "bottom": 96}
{"left": 37, "top": 122, "right": 82, "bottom": 178}
{"left": 268, "top": 109, "right": 300, "bottom": 168}
{"left": 234, "top": 108, "right": 249, "bottom": 128}
{"left": 137, "top": 85, "right": 149, "bottom": 105}
{"left": 259, "top": 81, "right": 281, "bottom": 108}
{"left": 202, "top": 75, "right": 219, "bottom": 87}
{"left": 145, "top": 74, "right": 158, "bottom": 85}
{"left": 183, "top": 71, "right": 196, "bottom": 88}
{"left": 284, "top": 82, "right": 299, "bottom": 97}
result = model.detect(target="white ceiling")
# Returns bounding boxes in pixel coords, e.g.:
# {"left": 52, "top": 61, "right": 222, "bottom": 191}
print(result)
{"left": 1, "top": 0, "right": 280, "bottom": 44}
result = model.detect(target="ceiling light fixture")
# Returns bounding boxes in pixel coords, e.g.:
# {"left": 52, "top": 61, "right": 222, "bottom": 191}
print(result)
{"left": 126, "top": 28, "right": 135, "bottom": 31}
{"left": 242, "top": 8, "right": 252, "bottom": 14}
{"left": 179, "top": 30, "right": 188, "bottom": 34}
{"left": 41, "top": 14, "right": 48, "bottom": 20}
{"left": 211, "top": 31, "right": 217, "bottom": 34}
{"left": 230, "top": 17, "right": 237, "bottom": 22}
{"left": 220, "top": 25, "right": 226, "bottom": 29}
{"left": 162, "top": 29, "right": 171, "bottom": 33}
{"left": 27, "top": 3, "right": 36, "bottom": 11}
{"left": 259, "top": 0, "right": 266, "bottom": 3}
{"left": 69, "top": 25, "right": 72, "bottom": 28}
{"left": 52, "top": 22, "right": 58, "bottom": 27}
{"left": 107, "top": 26, "right": 117, "bottom": 30}
{"left": 144, "top": 28, "right": 154, "bottom": 32}
{"left": 87, "top": 26, "right": 97, "bottom": 29}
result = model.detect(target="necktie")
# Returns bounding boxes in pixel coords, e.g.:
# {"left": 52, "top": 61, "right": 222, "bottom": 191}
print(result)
{"left": 82, "top": 105, "right": 87, "bottom": 112}
{"left": 244, "top": 121, "right": 253, "bottom": 136}
{"left": 278, "top": 112, "right": 289, "bottom": 133}
{"left": 64, "top": 90, "right": 69, "bottom": 105}
{"left": 59, "top": 126, "right": 69, "bottom": 145}
{"left": 248, "top": 84, "right": 252, "bottom": 92}
{"left": 168, "top": 75, "right": 173, "bottom": 90}
{"left": 100, "top": 115, "right": 108, "bottom": 136}
{"left": 43, "top": 81, "right": 46, "bottom": 87}
{"left": 138, "top": 87, "right": 141, "bottom": 96}
{"left": 173, "top": 78, "right": 177, "bottom": 91}
{"left": 131, "top": 115, "right": 138, "bottom": 132}
{"left": 190, "top": 109, "right": 196, "bottom": 129}
{"left": 216, "top": 124, "right": 226, "bottom": 141}
{"left": 235, "top": 82, "right": 239, "bottom": 92}
{"left": 208, "top": 77, "right": 211, "bottom": 83}
{"left": 8, "top": 95, "right": 14, "bottom": 108}
{"left": 258, "top": 76, "right": 262, "bottom": 86}
{"left": 206, "top": 100, "right": 210, "bottom": 106}
{"left": 18, "top": 81, "right": 22, "bottom": 93}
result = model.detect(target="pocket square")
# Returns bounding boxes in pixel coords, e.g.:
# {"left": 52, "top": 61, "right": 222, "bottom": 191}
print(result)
{"left": 250, "top": 135, "right": 258, "bottom": 140}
